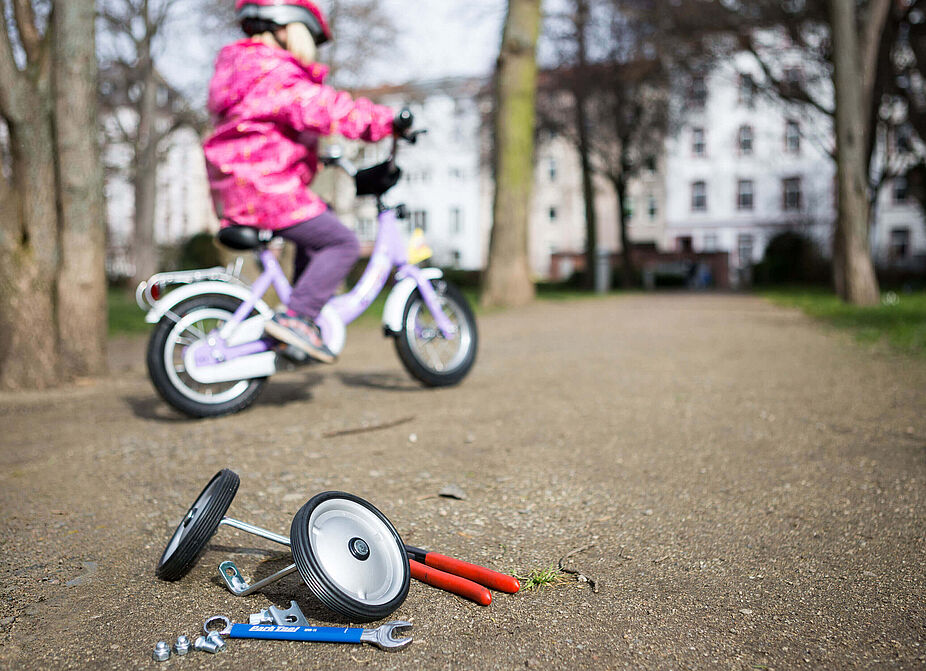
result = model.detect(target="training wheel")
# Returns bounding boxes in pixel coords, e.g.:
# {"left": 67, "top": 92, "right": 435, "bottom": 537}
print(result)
{"left": 156, "top": 469, "right": 240, "bottom": 581}
{"left": 290, "top": 491, "right": 410, "bottom": 622}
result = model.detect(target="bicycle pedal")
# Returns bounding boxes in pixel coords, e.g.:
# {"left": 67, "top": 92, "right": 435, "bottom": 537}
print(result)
{"left": 277, "top": 344, "right": 313, "bottom": 365}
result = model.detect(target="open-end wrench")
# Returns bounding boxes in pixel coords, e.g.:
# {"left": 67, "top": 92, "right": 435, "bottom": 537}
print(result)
{"left": 227, "top": 620, "right": 412, "bottom": 651}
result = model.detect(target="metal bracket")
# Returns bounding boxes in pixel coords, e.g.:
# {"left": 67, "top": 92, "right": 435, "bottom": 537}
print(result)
{"left": 219, "top": 560, "right": 299, "bottom": 597}
{"left": 248, "top": 600, "right": 310, "bottom": 626}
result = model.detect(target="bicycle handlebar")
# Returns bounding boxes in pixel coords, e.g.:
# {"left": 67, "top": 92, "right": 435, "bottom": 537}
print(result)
{"left": 319, "top": 127, "right": 427, "bottom": 178}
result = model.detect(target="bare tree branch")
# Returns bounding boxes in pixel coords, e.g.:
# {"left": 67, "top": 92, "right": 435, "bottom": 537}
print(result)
{"left": 0, "top": 3, "right": 24, "bottom": 119}
{"left": 740, "top": 35, "right": 834, "bottom": 117}
{"left": 11, "top": 0, "right": 39, "bottom": 62}
{"left": 861, "top": 0, "right": 894, "bottom": 104}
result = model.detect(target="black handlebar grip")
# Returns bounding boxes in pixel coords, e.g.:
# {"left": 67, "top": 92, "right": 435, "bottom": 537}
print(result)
{"left": 394, "top": 108, "right": 414, "bottom": 136}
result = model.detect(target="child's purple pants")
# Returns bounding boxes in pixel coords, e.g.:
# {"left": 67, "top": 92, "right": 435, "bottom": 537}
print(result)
{"left": 276, "top": 209, "right": 360, "bottom": 320}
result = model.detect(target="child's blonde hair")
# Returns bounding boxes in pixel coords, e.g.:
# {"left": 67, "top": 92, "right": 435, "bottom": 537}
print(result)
{"left": 253, "top": 22, "right": 317, "bottom": 66}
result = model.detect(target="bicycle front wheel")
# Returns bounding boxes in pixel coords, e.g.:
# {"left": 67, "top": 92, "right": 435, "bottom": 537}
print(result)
{"left": 394, "top": 280, "right": 478, "bottom": 387}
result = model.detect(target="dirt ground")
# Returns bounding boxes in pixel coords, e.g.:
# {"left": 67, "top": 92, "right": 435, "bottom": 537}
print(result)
{"left": 0, "top": 294, "right": 923, "bottom": 670}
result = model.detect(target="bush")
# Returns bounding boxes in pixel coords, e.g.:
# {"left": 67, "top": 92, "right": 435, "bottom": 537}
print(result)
{"left": 753, "top": 231, "right": 830, "bottom": 286}
{"left": 176, "top": 232, "right": 224, "bottom": 270}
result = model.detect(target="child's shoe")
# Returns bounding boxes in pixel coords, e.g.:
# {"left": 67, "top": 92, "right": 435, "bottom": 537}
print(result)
{"left": 264, "top": 311, "right": 336, "bottom": 363}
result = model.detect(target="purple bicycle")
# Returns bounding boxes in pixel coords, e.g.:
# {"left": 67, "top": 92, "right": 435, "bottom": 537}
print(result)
{"left": 136, "top": 124, "right": 478, "bottom": 418}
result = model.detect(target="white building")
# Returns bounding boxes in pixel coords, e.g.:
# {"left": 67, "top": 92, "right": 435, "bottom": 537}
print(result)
{"left": 663, "top": 53, "right": 836, "bottom": 287}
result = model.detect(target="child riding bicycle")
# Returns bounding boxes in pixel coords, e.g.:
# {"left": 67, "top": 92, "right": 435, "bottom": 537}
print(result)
{"left": 204, "top": 0, "right": 409, "bottom": 363}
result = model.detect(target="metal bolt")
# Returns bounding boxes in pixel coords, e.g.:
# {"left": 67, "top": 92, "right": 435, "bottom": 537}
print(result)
{"left": 205, "top": 631, "right": 226, "bottom": 651}
{"left": 152, "top": 641, "right": 171, "bottom": 662}
{"left": 193, "top": 635, "right": 221, "bottom": 654}
{"left": 173, "top": 635, "right": 190, "bottom": 656}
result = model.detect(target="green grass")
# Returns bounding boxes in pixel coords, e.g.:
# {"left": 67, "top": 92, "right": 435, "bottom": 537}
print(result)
{"left": 108, "top": 288, "right": 150, "bottom": 336}
{"left": 762, "top": 287, "right": 926, "bottom": 357}
{"left": 518, "top": 565, "right": 568, "bottom": 590}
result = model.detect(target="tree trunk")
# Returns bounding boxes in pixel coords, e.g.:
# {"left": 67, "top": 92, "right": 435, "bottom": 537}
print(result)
{"left": 572, "top": 0, "right": 597, "bottom": 291}
{"left": 829, "top": 0, "right": 880, "bottom": 305}
{"left": 0, "top": 106, "right": 61, "bottom": 389}
{"left": 132, "top": 20, "right": 160, "bottom": 286}
{"left": 53, "top": 0, "right": 107, "bottom": 378}
{"left": 481, "top": 0, "right": 542, "bottom": 308}
{"left": 575, "top": 94, "right": 599, "bottom": 291}
{"left": 613, "top": 177, "right": 633, "bottom": 289}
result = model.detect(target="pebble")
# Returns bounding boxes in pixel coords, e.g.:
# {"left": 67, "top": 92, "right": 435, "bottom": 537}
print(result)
{"left": 439, "top": 484, "right": 467, "bottom": 500}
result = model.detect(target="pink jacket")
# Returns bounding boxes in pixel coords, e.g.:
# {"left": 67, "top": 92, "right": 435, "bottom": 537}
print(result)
{"left": 203, "top": 39, "right": 394, "bottom": 230}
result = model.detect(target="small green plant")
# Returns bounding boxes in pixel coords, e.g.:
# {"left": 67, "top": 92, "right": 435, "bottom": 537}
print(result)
{"left": 519, "top": 565, "right": 567, "bottom": 590}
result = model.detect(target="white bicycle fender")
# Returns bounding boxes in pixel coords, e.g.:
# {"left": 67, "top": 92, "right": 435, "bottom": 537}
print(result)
{"left": 382, "top": 268, "right": 444, "bottom": 335}
{"left": 144, "top": 282, "right": 274, "bottom": 324}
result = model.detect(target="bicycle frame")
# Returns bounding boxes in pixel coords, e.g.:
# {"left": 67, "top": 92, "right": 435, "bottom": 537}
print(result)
{"left": 186, "top": 206, "right": 456, "bottom": 370}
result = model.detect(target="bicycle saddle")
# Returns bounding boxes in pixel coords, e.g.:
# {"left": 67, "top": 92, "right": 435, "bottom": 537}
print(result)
{"left": 218, "top": 226, "right": 270, "bottom": 250}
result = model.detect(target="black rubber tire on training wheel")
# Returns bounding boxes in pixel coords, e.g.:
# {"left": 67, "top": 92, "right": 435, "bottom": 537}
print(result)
{"left": 156, "top": 469, "right": 240, "bottom": 581}
{"left": 394, "top": 280, "right": 478, "bottom": 387}
{"left": 146, "top": 294, "right": 268, "bottom": 418}
{"left": 290, "top": 491, "right": 410, "bottom": 622}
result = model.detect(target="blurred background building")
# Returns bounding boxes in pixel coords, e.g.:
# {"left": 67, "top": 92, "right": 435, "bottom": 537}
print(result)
{"left": 103, "top": 51, "right": 926, "bottom": 286}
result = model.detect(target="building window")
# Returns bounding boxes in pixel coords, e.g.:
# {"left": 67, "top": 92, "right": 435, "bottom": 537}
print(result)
{"left": 411, "top": 210, "right": 428, "bottom": 231}
{"left": 783, "top": 66, "right": 803, "bottom": 92}
{"left": 692, "top": 127, "right": 706, "bottom": 157}
{"left": 893, "top": 176, "right": 909, "bottom": 203}
{"left": 449, "top": 207, "right": 463, "bottom": 234}
{"left": 738, "top": 125, "right": 754, "bottom": 155}
{"left": 890, "top": 228, "right": 911, "bottom": 260}
{"left": 547, "top": 157, "right": 557, "bottom": 182}
{"left": 737, "top": 180, "right": 755, "bottom": 210}
{"left": 783, "top": 177, "right": 802, "bottom": 211}
{"left": 785, "top": 120, "right": 801, "bottom": 154}
{"left": 703, "top": 233, "right": 718, "bottom": 252}
{"left": 737, "top": 233, "right": 754, "bottom": 266}
{"left": 645, "top": 156, "right": 657, "bottom": 174}
{"left": 738, "top": 73, "right": 756, "bottom": 107}
{"left": 624, "top": 197, "right": 634, "bottom": 219}
{"left": 647, "top": 194, "right": 657, "bottom": 220}
{"left": 451, "top": 249, "right": 462, "bottom": 267}
{"left": 677, "top": 236, "right": 694, "bottom": 252}
{"left": 691, "top": 181, "right": 707, "bottom": 212}
{"left": 548, "top": 206, "right": 558, "bottom": 223}
{"left": 449, "top": 167, "right": 464, "bottom": 180}
{"left": 689, "top": 74, "right": 708, "bottom": 109}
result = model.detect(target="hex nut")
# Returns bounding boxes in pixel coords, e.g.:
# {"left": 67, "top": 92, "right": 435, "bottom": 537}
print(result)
{"left": 152, "top": 641, "right": 171, "bottom": 662}
{"left": 173, "top": 635, "right": 190, "bottom": 656}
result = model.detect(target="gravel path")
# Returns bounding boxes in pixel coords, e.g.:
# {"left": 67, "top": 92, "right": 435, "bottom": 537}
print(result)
{"left": 1, "top": 294, "right": 923, "bottom": 670}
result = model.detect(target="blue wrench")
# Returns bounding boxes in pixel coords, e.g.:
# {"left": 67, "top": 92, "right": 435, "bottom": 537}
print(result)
{"left": 227, "top": 621, "right": 412, "bottom": 651}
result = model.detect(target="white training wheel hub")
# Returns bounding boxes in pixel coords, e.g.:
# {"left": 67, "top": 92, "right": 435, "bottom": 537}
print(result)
{"left": 291, "top": 491, "right": 410, "bottom": 622}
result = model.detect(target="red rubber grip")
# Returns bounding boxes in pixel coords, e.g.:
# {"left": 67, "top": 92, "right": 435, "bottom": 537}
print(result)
{"left": 423, "top": 552, "right": 521, "bottom": 593}
{"left": 409, "top": 559, "right": 492, "bottom": 606}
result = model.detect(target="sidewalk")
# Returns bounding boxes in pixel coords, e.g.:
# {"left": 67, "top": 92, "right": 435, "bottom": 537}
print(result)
{"left": 1, "top": 294, "right": 923, "bottom": 669}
